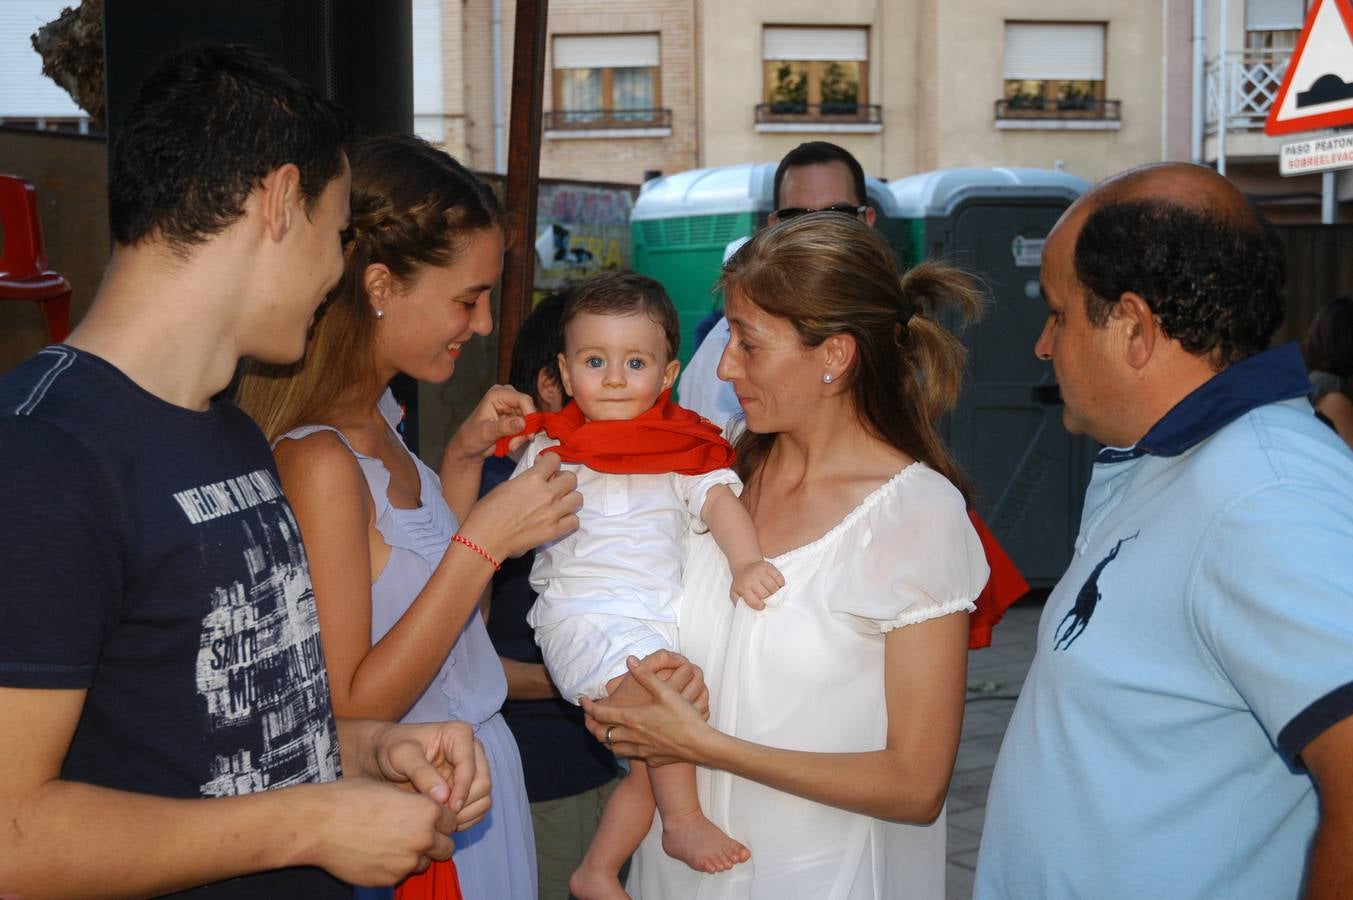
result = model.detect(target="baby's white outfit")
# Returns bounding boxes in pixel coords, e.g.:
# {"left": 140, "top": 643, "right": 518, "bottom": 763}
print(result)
{"left": 516, "top": 432, "right": 739, "bottom": 702}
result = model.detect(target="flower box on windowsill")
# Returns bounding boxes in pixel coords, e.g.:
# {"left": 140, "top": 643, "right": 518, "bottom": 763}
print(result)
{"left": 543, "top": 108, "right": 673, "bottom": 136}
{"left": 994, "top": 98, "right": 1122, "bottom": 131}
{"left": 753, "top": 102, "right": 883, "bottom": 133}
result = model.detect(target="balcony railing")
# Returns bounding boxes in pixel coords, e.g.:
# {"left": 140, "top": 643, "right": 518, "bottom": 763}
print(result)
{"left": 544, "top": 108, "right": 672, "bottom": 130}
{"left": 0, "top": 116, "right": 95, "bottom": 135}
{"left": 1205, "top": 49, "right": 1291, "bottom": 132}
{"left": 754, "top": 102, "right": 883, "bottom": 125}
{"left": 994, "top": 98, "right": 1122, "bottom": 120}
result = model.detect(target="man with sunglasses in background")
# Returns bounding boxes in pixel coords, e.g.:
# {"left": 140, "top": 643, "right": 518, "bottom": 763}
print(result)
{"left": 678, "top": 141, "right": 873, "bottom": 426}
{"left": 767, "top": 142, "right": 876, "bottom": 227}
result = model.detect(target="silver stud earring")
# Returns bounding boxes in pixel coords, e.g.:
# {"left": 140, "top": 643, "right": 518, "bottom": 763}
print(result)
{"left": 375, "top": 309, "right": 385, "bottom": 320}
{"left": 823, "top": 373, "right": 833, "bottom": 384}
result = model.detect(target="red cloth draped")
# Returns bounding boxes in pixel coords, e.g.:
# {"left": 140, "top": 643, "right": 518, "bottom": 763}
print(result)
{"left": 494, "top": 389, "right": 734, "bottom": 475}
{"left": 967, "top": 510, "right": 1030, "bottom": 649}
{"left": 394, "top": 859, "right": 463, "bottom": 900}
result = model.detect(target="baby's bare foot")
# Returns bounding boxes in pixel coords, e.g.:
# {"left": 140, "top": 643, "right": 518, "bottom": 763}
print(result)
{"left": 661, "top": 809, "right": 751, "bottom": 874}
{"left": 569, "top": 863, "right": 631, "bottom": 900}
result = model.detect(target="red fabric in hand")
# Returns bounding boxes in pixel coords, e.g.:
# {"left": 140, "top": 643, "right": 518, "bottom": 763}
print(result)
{"left": 493, "top": 389, "right": 734, "bottom": 475}
{"left": 394, "top": 858, "right": 463, "bottom": 900}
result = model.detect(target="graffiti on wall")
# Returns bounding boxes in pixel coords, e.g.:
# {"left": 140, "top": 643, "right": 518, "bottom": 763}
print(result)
{"left": 534, "top": 182, "right": 634, "bottom": 295}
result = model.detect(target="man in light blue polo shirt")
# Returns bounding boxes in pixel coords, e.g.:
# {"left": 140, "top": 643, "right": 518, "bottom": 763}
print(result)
{"left": 975, "top": 163, "right": 1353, "bottom": 899}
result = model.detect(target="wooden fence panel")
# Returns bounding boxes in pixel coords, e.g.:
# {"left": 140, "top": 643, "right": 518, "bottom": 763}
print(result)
{"left": 1276, "top": 224, "right": 1353, "bottom": 346}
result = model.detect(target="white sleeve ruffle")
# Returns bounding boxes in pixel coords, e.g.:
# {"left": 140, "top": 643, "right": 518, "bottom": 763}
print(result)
{"left": 826, "top": 466, "right": 989, "bottom": 634}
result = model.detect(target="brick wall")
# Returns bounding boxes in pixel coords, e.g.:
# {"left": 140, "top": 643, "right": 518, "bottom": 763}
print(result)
{"left": 456, "top": 0, "right": 505, "bottom": 171}
{"left": 439, "top": 0, "right": 469, "bottom": 161}
{"left": 445, "top": 0, "right": 698, "bottom": 185}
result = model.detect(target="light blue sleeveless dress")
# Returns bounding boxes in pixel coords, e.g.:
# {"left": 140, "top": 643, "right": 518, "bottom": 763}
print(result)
{"left": 281, "top": 390, "right": 537, "bottom": 899}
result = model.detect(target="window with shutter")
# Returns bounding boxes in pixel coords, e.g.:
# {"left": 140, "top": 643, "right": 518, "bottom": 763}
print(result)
{"left": 999, "top": 22, "right": 1115, "bottom": 120}
{"left": 411, "top": 0, "right": 444, "bottom": 143}
{"left": 759, "top": 26, "right": 873, "bottom": 123}
{"left": 1244, "top": 0, "right": 1307, "bottom": 52}
{"left": 0, "top": 0, "right": 93, "bottom": 133}
{"left": 550, "top": 34, "right": 664, "bottom": 129}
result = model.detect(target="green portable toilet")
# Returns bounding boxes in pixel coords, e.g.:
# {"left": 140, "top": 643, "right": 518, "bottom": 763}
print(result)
{"left": 631, "top": 163, "right": 900, "bottom": 373}
{"left": 631, "top": 164, "right": 770, "bottom": 373}
{"left": 887, "top": 167, "right": 1091, "bottom": 587}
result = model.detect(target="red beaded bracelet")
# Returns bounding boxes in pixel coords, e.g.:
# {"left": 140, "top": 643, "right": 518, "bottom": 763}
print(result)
{"left": 452, "top": 533, "right": 501, "bottom": 572}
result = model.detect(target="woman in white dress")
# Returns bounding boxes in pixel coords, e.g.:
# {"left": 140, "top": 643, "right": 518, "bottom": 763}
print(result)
{"left": 583, "top": 213, "right": 990, "bottom": 900}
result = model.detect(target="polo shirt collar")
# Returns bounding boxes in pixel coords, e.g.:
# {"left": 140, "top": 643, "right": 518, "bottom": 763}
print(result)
{"left": 1096, "top": 342, "right": 1312, "bottom": 464}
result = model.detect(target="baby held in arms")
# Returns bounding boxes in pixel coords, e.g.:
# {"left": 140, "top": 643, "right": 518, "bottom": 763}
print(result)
{"left": 498, "top": 272, "right": 783, "bottom": 899}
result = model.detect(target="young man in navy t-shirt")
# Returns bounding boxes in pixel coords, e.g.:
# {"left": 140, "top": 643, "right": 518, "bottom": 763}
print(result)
{"left": 0, "top": 43, "right": 490, "bottom": 898}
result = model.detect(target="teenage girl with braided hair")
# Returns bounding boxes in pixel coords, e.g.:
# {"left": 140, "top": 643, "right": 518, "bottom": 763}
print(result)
{"left": 233, "top": 133, "right": 591, "bottom": 899}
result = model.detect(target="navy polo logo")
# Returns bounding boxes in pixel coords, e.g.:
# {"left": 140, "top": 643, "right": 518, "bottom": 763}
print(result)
{"left": 1054, "top": 531, "right": 1140, "bottom": 650}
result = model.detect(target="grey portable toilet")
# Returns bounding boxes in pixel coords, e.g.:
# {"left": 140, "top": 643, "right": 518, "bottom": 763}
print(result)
{"left": 632, "top": 163, "right": 898, "bottom": 371}
{"left": 887, "top": 167, "right": 1093, "bottom": 588}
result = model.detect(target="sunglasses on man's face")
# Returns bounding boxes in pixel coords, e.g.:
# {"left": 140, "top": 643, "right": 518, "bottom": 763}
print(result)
{"left": 772, "top": 204, "right": 870, "bottom": 222}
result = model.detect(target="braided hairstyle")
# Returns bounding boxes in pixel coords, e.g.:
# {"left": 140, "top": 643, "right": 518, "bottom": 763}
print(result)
{"left": 718, "top": 212, "right": 983, "bottom": 502}
{"left": 235, "top": 133, "right": 503, "bottom": 440}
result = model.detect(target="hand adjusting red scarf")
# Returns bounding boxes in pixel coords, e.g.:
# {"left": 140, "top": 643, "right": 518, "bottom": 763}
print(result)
{"left": 494, "top": 389, "right": 735, "bottom": 475}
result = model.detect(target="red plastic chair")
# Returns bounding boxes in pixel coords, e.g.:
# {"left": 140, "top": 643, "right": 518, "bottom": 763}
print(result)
{"left": 0, "top": 174, "right": 72, "bottom": 343}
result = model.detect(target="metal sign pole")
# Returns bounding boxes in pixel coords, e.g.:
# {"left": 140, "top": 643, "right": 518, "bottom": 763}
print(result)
{"left": 1218, "top": 0, "right": 1229, "bottom": 176}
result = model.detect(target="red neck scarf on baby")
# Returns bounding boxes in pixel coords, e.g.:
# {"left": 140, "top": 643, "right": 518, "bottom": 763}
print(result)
{"left": 494, "top": 389, "right": 735, "bottom": 475}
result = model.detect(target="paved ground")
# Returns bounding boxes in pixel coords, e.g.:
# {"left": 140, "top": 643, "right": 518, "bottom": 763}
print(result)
{"left": 944, "top": 599, "right": 1043, "bottom": 900}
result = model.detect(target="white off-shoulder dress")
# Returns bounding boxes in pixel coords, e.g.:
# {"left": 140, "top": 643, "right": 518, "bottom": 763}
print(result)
{"left": 628, "top": 463, "right": 989, "bottom": 900}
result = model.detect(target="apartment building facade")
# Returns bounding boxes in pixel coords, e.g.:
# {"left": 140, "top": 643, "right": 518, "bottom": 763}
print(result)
{"left": 422, "top": 0, "right": 1197, "bottom": 188}
{"left": 696, "top": 0, "right": 1192, "bottom": 184}
{"left": 417, "top": 0, "right": 699, "bottom": 185}
{"left": 418, "top": 0, "right": 1350, "bottom": 222}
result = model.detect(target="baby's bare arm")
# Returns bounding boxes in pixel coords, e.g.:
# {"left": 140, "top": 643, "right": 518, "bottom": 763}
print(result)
{"left": 700, "top": 484, "right": 784, "bottom": 609}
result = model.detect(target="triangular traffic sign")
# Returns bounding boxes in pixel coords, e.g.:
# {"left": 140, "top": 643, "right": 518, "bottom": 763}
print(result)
{"left": 1265, "top": 0, "right": 1353, "bottom": 135}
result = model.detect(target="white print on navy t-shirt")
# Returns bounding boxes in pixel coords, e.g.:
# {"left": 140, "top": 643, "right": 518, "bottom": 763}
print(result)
{"left": 171, "top": 469, "right": 283, "bottom": 525}
{"left": 182, "top": 472, "right": 340, "bottom": 796}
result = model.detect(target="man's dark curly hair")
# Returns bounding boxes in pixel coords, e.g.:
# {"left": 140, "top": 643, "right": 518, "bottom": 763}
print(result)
{"left": 1073, "top": 198, "right": 1285, "bottom": 366}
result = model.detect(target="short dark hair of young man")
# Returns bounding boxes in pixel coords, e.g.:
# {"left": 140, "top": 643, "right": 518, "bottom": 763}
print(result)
{"left": 109, "top": 41, "right": 351, "bottom": 250}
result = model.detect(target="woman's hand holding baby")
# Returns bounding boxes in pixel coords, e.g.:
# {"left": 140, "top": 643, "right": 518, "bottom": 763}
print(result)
{"left": 582, "top": 655, "right": 722, "bottom": 767}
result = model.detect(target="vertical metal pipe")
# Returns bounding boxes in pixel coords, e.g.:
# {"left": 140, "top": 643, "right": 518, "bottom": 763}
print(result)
{"left": 1322, "top": 171, "right": 1337, "bottom": 224}
{"left": 1217, "top": 0, "right": 1228, "bottom": 176}
{"left": 1191, "top": 0, "right": 1205, "bottom": 163}
{"left": 492, "top": 0, "right": 506, "bottom": 173}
